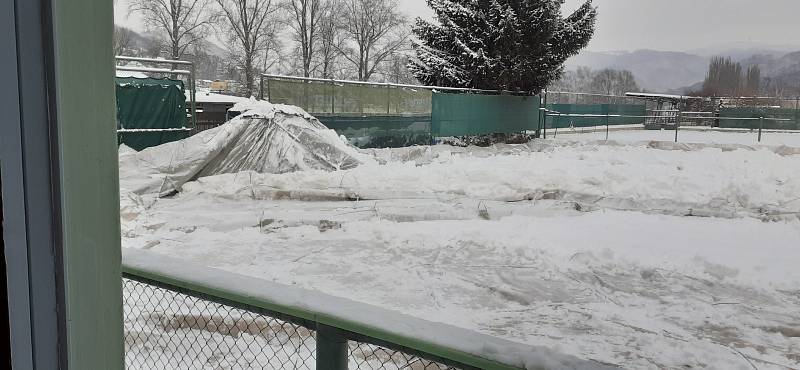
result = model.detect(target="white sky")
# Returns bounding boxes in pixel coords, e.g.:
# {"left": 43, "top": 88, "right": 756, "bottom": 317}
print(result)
{"left": 115, "top": 0, "right": 800, "bottom": 52}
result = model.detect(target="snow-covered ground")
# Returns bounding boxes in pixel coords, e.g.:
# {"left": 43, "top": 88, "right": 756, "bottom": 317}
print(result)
{"left": 549, "top": 126, "right": 800, "bottom": 147}
{"left": 122, "top": 133, "right": 800, "bottom": 369}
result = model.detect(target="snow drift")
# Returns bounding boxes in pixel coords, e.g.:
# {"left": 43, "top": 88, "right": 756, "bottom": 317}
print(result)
{"left": 119, "top": 99, "right": 367, "bottom": 196}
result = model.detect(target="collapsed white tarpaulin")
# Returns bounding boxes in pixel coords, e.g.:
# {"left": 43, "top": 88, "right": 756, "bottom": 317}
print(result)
{"left": 119, "top": 99, "right": 367, "bottom": 196}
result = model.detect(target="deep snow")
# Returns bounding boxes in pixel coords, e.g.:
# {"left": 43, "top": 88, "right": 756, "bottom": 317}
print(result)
{"left": 121, "top": 133, "right": 800, "bottom": 369}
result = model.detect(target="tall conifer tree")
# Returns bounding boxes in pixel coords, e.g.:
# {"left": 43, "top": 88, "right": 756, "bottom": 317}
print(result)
{"left": 409, "top": 0, "right": 597, "bottom": 93}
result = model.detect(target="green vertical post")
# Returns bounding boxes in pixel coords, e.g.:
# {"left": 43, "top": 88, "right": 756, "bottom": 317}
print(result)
{"left": 317, "top": 324, "right": 348, "bottom": 370}
{"left": 53, "top": 0, "right": 124, "bottom": 368}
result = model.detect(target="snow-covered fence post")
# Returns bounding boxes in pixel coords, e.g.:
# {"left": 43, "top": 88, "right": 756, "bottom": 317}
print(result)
{"left": 759, "top": 116, "right": 764, "bottom": 142}
{"left": 675, "top": 110, "right": 681, "bottom": 143}
{"left": 605, "top": 112, "right": 610, "bottom": 141}
{"left": 317, "top": 324, "right": 348, "bottom": 370}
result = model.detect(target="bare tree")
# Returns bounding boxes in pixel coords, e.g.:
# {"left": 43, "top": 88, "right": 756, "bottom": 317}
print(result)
{"left": 336, "top": 0, "right": 408, "bottom": 81}
{"left": 317, "top": 1, "right": 345, "bottom": 78}
{"left": 114, "top": 25, "right": 134, "bottom": 56}
{"left": 129, "top": 0, "right": 215, "bottom": 60}
{"left": 378, "top": 50, "right": 417, "bottom": 84}
{"left": 216, "top": 0, "right": 279, "bottom": 96}
{"left": 284, "top": 0, "right": 326, "bottom": 77}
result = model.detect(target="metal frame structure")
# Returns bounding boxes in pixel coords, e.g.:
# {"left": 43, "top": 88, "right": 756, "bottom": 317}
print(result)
{"left": 115, "top": 55, "right": 198, "bottom": 130}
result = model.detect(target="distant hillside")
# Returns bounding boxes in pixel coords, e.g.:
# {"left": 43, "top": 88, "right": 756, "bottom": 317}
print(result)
{"left": 565, "top": 50, "right": 709, "bottom": 93}
{"left": 117, "top": 25, "right": 228, "bottom": 59}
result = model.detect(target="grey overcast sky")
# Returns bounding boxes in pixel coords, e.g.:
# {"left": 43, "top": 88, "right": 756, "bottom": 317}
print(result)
{"left": 115, "top": 0, "right": 800, "bottom": 52}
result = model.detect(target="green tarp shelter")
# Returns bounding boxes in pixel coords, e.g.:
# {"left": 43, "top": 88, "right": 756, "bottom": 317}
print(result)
{"left": 115, "top": 77, "right": 188, "bottom": 151}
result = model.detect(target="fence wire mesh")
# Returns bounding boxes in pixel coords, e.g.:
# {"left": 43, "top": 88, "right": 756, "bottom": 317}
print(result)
{"left": 123, "top": 277, "right": 465, "bottom": 370}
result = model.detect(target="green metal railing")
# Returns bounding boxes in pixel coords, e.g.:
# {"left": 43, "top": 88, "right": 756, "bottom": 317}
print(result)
{"left": 542, "top": 108, "right": 793, "bottom": 143}
{"left": 122, "top": 249, "right": 608, "bottom": 370}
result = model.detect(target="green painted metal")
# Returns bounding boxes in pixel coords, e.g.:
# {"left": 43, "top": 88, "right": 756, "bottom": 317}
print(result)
{"left": 122, "top": 262, "right": 529, "bottom": 370}
{"left": 317, "top": 325, "right": 348, "bottom": 370}
{"left": 545, "top": 104, "right": 646, "bottom": 128}
{"left": 318, "top": 115, "right": 432, "bottom": 148}
{"left": 116, "top": 77, "right": 189, "bottom": 150}
{"left": 53, "top": 0, "right": 124, "bottom": 368}
{"left": 431, "top": 92, "right": 540, "bottom": 137}
{"left": 719, "top": 107, "right": 800, "bottom": 130}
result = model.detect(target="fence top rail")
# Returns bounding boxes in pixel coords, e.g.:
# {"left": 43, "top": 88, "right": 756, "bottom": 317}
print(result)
{"left": 261, "top": 73, "right": 536, "bottom": 96}
{"left": 116, "top": 55, "right": 194, "bottom": 66}
{"left": 122, "top": 248, "right": 610, "bottom": 370}
{"left": 546, "top": 90, "right": 639, "bottom": 99}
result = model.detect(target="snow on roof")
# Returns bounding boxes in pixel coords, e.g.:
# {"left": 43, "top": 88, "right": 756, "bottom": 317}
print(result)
{"left": 625, "top": 92, "right": 704, "bottom": 100}
{"left": 193, "top": 90, "right": 250, "bottom": 104}
{"left": 115, "top": 70, "right": 149, "bottom": 78}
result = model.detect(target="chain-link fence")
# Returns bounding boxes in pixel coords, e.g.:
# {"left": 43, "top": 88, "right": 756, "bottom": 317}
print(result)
{"left": 123, "top": 275, "right": 471, "bottom": 370}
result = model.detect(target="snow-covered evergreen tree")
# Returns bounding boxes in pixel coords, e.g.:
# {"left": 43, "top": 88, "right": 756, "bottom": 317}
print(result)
{"left": 408, "top": 0, "right": 596, "bottom": 93}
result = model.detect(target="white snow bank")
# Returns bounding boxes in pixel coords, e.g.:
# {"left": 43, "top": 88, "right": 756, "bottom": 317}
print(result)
{"left": 118, "top": 99, "right": 369, "bottom": 196}
{"left": 179, "top": 142, "right": 800, "bottom": 220}
{"left": 121, "top": 140, "right": 800, "bottom": 369}
{"left": 551, "top": 127, "right": 800, "bottom": 147}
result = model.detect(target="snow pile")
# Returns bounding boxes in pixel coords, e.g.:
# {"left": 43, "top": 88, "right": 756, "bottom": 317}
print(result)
{"left": 121, "top": 140, "right": 800, "bottom": 369}
{"left": 118, "top": 99, "right": 368, "bottom": 196}
{"left": 179, "top": 142, "right": 800, "bottom": 221}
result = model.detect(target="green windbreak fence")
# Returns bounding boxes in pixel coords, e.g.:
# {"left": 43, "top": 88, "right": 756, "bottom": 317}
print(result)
{"left": 116, "top": 77, "right": 188, "bottom": 151}
{"left": 431, "top": 92, "right": 540, "bottom": 137}
{"left": 719, "top": 107, "right": 800, "bottom": 130}
{"left": 545, "top": 104, "right": 646, "bottom": 129}
{"left": 265, "top": 77, "right": 433, "bottom": 115}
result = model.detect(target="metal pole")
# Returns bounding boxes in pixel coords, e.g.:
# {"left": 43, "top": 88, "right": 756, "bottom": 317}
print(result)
{"left": 387, "top": 84, "right": 391, "bottom": 114}
{"left": 554, "top": 114, "right": 558, "bottom": 138}
{"left": 605, "top": 113, "right": 609, "bottom": 141}
{"left": 542, "top": 91, "right": 548, "bottom": 139}
{"left": 675, "top": 111, "right": 680, "bottom": 143}
{"left": 759, "top": 116, "right": 764, "bottom": 142}
{"left": 317, "top": 324, "right": 348, "bottom": 370}
{"left": 331, "top": 81, "right": 335, "bottom": 114}
{"left": 259, "top": 75, "right": 264, "bottom": 100}
{"left": 190, "top": 63, "right": 197, "bottom": 129}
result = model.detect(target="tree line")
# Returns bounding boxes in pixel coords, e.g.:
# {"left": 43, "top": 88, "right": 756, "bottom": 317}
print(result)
{"left": 696, "top": 57, "right": 761, "bottom": 97}
{"left": 116, "top": 0, "right": 598, "bottom": 96}
{"left": 117, "top": 0, "right": 412, "bottom": 96}
{"left": 550, "top": 67, "right": 640, "bottom": 96}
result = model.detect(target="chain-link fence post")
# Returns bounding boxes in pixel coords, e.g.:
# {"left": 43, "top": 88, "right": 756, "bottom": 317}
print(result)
{"left": 675, "top": 110, "right": 681, "bottom": 143}
{"left": 317, "top": 324, "right": 348, "bottom": 370}
{"left": 759, "top": 116, "right": 764, "bottom": 142}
